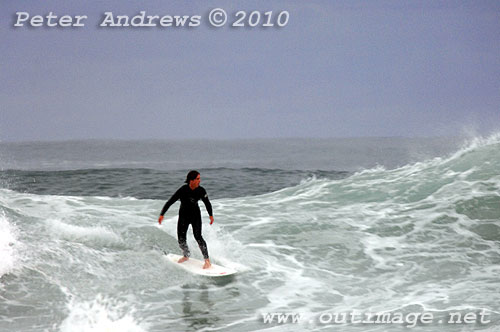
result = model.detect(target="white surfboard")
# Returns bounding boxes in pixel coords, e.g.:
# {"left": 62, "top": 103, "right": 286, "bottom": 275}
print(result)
{"left": 165, "top": 253, "right": 237, "bottom": 277}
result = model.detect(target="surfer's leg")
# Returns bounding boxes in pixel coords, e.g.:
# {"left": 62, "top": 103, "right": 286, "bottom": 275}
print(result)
{"left": 177, "top": 217, "right": 191, "bottom": 258}
{"left": 192, "top": 217, "right": 209, "bottom": 260}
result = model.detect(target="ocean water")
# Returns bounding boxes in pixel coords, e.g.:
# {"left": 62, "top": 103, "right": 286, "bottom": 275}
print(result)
{"left": 0, "top": 136, "right": 499, "bottom": 332}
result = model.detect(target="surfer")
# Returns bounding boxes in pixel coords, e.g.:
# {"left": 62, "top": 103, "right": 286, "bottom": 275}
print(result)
{"left": 158, "top": 170, "right": 214, "bottom": 269}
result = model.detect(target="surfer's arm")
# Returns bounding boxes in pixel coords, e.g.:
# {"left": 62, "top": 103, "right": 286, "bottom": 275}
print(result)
{"left": 201, "top": 191, "right": 213, "bottom": 223}
{"left": 160, "top": 187, "right": 182, "bottom": 216}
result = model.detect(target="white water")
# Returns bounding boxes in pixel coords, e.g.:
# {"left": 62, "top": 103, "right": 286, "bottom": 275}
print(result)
{"left": 0, "top": 212, "right": 18, "bottom": 278}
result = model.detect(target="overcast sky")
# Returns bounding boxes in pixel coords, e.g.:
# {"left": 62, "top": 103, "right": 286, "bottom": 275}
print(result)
{"left": 1, "top": 0, "right": 499, "bottom": 141}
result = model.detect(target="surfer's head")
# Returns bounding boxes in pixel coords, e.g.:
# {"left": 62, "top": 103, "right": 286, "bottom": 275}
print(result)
{"left": 185, "top": 170, "right": 201, "bottom": 188}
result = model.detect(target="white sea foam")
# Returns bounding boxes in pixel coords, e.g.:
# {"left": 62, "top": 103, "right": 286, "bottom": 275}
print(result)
{"left": 59, "top": 294, "right": 147, "bottom": 332}
{"left": 49, "top": 219, "right": 122, "bottom": 246}
{"left": 0, "top": 212, "right": 18, "bottom": 277}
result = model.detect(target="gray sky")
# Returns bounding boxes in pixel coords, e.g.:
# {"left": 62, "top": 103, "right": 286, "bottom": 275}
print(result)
{"left": 1, "top": 0, "right": 499, "bottom": 141}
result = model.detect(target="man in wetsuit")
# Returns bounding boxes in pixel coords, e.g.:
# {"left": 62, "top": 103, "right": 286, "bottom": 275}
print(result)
{"left": 158, "top": 170, "right": 214, "bottom": 269}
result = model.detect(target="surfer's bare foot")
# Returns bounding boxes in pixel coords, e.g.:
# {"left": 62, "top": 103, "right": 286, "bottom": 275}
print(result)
{"left": 203, "top": 259, "right": 211, "bottom": 269}
{"left": 178, "top": 256, "right": 189, "bottom": 263}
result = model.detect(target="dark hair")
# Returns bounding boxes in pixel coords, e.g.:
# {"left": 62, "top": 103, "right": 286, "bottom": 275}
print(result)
{"left": 185, "top": 170, "right": 200, "bottom": 183}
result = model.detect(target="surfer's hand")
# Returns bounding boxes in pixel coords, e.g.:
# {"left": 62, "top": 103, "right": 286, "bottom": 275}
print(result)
{"left": 158, "top": 215, "right": 164, "bottom": 225}
{"left": 210, "top": 216, "right": 214, "bottom": 225}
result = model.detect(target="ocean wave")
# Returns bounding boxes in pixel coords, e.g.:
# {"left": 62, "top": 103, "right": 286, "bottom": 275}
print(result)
{"left": 48, "top": 219, "right": 123, "bottom": 247}
{"left": 0, "top": 135, "right": 499, "bottom": 331}
{"left": 264, "top": 132, "right": 500, "bottom": 205}
{"left": 0, "top": 167, "right": 348, "bottom": 200}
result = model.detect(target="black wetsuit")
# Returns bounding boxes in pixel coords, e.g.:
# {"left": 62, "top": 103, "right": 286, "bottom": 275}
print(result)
{"left": 160, "top": 184, "right": 213, "bottom": 259}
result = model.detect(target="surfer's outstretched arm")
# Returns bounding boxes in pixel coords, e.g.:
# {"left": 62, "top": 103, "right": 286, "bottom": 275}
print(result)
{"left": 158, "top": 187, "right": 182, "bottom": 224}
